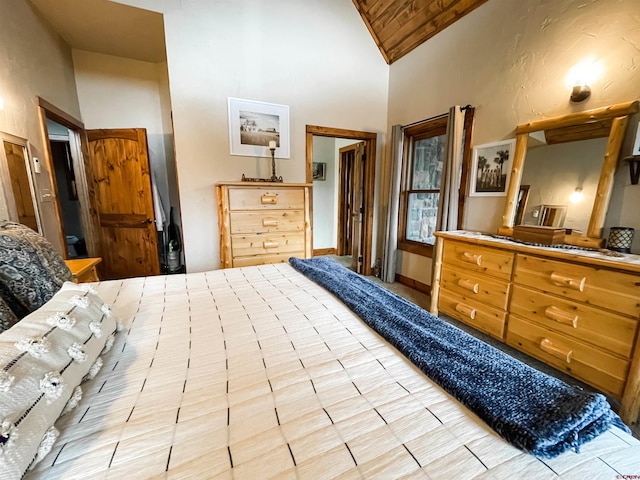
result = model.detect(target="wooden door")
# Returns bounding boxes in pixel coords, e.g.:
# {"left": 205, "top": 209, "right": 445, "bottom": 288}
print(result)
{"left": 337, "top": 142, "right": 365, "bottom": 273}
{"left": 350, "top": 142, "right": 365, "bottom": 273}
{"left": 338, "top": 146, "right": 355, "bottom": 256}
{"left": 87, "top": 128, "right": 160, "bottom": 279}
{"left": 3, "top": 141, "right": 38, "bottom": 231}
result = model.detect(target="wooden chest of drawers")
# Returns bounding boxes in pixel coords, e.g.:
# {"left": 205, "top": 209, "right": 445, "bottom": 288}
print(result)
{"left": 216, "top": 182, "right": 312, "bottom": 268}
{"left": 438, "top": 240, "right": 514, "bottom": 339}
{"left": 431, "top": 231, "right": 640, "bottom": 425}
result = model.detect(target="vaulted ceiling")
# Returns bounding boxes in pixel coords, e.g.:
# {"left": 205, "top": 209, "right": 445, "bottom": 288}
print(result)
{"left": 353, "top": 0, "right": 490, "bottom": 64}
{"left": 28, "top": 0, "right": 489, "bottom": 65}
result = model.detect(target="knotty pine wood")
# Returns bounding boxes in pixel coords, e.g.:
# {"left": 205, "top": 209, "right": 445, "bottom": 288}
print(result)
{"left": 4, "top": 141, "right": 37, "bottom": 231}
{"left": 87, "top": 128, "right": 159, "bottom": 279}
{"left": 217, "top": 182, "right": 312, "bottom": 268}
{"left": 353, "top": 0, "right": 489, "bottom": 64}
{"left": 502, "top": 101, "right": 639, "bottom": 247}
{"left": 432, "top": 231, "right": 640, "bottom": 425}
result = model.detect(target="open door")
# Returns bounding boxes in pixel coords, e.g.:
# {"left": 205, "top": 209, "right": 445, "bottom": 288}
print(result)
{"left": 337, "top": 142, "right": 365, "bottom": 273}
{"left": 350, "top": 142, "right": 365, "bottom": 272}
{"left": 87, "top": 128, "right": 160, "bottom": 279}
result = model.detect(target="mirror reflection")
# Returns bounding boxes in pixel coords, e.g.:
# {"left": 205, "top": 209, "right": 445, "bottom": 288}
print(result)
{"left": 516, "top": 136, "right": 607, "bottom": 234}
{"left": 0, "top": 135, "right": 39, "bottom": 232}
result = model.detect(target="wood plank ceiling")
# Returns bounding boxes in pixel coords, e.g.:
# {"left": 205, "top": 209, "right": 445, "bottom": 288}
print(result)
{"left": 353, "top": 0, "right": 490, "bottom": 64}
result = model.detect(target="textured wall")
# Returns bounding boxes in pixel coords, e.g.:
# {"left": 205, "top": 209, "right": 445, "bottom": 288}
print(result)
{"left": 0, "top": 1, "right": 82, "bottom": 253}
{"left": 387, "top": 0, "right": 640, "bottom": 284}
{"left": 161, "top": 0, "right": 389, "bottom": 272}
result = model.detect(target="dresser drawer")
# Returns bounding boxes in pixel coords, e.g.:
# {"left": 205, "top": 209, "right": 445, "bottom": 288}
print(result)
{"left": 231, "top": 232, "right": 305, "bottom": 257}
{"left": 514, "top": 254, "right": 640, "bottom": 318}
{"left": 510, "top": 285, "right": 637, "bottom": 358}
{"left": 441, "top": 266, "right": 510, "bottom": 311}
{"left": 229, "top": 211, "right": 305, "bottom": 234}
{"left": 439, "top": 289, "right": 506, "bottom": 340}
{"left": 232, "top": 253, "right": 300, "bottom": 268}
{"left": 506, "top": 315, "right": 629, "bottom": 397}
{"left": 442, "top": 240, "right": 514, "bottom": 281}
{"left": 228, "top": 187, "right": 305, "bottom": 211}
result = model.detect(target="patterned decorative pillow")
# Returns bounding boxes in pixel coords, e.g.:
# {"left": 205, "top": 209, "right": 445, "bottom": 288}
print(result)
{"left": 0, "top": 296, "right": 19, "bottom": 334}
{"left": 0, "top": 221, "right": 72, "bottom": 320}
{"left": 0, "top": 282, "right": 118, "bottom": 477}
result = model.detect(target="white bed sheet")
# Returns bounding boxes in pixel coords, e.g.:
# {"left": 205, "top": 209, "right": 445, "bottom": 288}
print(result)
{"left": 27, "top": 264, "right": 640, "bottom": 479}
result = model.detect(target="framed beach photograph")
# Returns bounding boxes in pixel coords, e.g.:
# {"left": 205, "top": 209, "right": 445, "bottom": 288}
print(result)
{"left": 312, "top": 162, "right": 326, "bottom": 181}
{"left": 469, "top": 139, "right": 517, "bottom": 196}
{"left": 228, "top": 97, "right": 290, "bottom": 158}
{"left": 632, "top": 122, "right": 640, "bottom": 156}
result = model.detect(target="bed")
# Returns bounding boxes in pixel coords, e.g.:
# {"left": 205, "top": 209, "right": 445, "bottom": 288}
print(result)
{"left": 1, "top": 223, "right": 640, "bottom": 479}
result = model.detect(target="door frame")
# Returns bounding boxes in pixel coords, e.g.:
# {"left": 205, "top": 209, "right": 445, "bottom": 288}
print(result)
{"left": 306, "top": 125, "right": 376, "bottom": 276}
{"left": 36, "top": 96, "right": 97, "bottom": 259}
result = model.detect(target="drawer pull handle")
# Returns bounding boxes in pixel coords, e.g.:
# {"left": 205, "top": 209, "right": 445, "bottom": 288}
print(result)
{"left": 457, "top": 279, "right": 479, "bottom": 294}
{"left": 544, "top": 306, "right": 578, "bottom": 328}
{"left": 263, "top": 241, "right": 279, "bottom": 249}
{"left": 455, "top": 303, "right": 476, "bottom": 320}
{"left": 262, "top": 218, "right": 278, "bottom": 227}
{"left": 539, "top": 338, "right": 573, "bottom": 363}
{"left": 261, "top": 194, "right": 278, "bottom": 205}
{"left": 549, "top": 272, "right": 586, "bottom": 292}
{"left": 462, "top": 252, "right": 482, "bottom": 266}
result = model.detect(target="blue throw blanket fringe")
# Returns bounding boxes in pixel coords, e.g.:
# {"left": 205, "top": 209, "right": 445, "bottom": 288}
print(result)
{"left": 289, "top": 256, "right": 630, "bottom": 459}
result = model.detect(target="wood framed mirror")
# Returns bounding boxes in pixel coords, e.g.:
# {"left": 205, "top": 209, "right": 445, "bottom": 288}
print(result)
{"left": 499, "top": 100, "right": 639, "bottom": 248}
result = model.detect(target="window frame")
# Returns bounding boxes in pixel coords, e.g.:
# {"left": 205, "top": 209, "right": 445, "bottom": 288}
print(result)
{"left": 397, "top": 109, "right": 474, "bottom": 257}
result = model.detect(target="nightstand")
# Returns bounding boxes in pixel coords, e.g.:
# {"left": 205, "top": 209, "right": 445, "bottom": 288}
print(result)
{"left": 65, "top": 257, "right": 102, "bottom": 283}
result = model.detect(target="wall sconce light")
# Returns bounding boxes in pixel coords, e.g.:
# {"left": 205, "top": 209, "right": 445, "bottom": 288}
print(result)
{"left": 570, "top": 85, "right": 591, "bottom": 103}
{"left": 569, "top": 187, "right": 584, "bottom": 203}
{"left": 566, "top": 58, "right": 602, "bottom": 103}
{"left": 624, "top": 156, "right": 640, "bottom": 185}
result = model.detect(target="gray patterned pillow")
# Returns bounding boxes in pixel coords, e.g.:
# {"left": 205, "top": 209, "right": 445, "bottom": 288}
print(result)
{"left": 0, "top": 296, "right": 18, "bottom": 333}
{"left": 0, "top": 221, "right": 72, "bottom": 320}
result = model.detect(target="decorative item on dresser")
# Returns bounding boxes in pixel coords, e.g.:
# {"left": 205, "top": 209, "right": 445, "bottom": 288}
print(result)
{"left": 216, "top": 182, "right": 312, "bottom": 268}
{"left": 430, "top": 231, "right": 640, "bottom": 425}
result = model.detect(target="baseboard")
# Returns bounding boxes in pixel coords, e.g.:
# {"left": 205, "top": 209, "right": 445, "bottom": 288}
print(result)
{"left": 395, "top": 273, "right": 431, "bottom": 296}
{"left": 313, "top": 248, "right": 337, "bottom": 256}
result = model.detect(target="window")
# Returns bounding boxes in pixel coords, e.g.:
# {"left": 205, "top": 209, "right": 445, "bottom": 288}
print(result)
{"left": 398, "top": 105, "right": 475, "bottom": 257}
{"left": 398, "top": 111, "right": 473, "bottom": 257}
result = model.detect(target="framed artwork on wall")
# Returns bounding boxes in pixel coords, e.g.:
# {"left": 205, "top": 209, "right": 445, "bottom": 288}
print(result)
{"left": 469, "top": 139, "right": 517, "bottom": 196}
{"left": 632, "top": 122, "right": 640, "bottom": 156}
{"left": 312, "top": 162, "right": 326, "bottom": 181}
{"left": 228, "top": 97, "right": 290, "bottom": 158}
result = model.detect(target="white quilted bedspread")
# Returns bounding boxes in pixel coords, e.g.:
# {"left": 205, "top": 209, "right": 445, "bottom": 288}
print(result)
{"left": 27, "top": 264, "right": 640, "bottom": 479}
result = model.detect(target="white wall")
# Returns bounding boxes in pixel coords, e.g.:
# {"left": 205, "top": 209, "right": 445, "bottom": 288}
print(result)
{"left": 386, "top": 0, "right": 640, "bottom": 284}
{"left": 0, "top": 1, "right": 82, "bottom": 253}
{"left": 72, "top": 50, "right": 175, "bottom": 226}
{"left": 160, "top": 0, "right": 389, "bottom": 272}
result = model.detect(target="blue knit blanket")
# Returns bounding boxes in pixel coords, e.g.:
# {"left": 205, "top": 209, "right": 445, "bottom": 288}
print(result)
{"left": 289, "top": 256, "right": 630, "bottom": 458}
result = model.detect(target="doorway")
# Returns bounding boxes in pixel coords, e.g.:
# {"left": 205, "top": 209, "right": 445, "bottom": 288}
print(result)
{"left": 47, "top": 119, "right": 87, "bottom": 258}
{"left": 306, "top": 126, "right": 376, "bottom": 276}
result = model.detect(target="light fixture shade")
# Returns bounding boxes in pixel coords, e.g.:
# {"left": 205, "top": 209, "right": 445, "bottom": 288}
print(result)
{"left": 570, "top": 85, "right": 591, "bottom": 102}
{"left": 607, "top": 227, "right": 634, "bottom": 253}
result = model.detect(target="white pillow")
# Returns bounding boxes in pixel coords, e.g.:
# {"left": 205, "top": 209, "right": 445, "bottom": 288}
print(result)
{"left": 0, "top": 282, "right": 118, "bottom": 478}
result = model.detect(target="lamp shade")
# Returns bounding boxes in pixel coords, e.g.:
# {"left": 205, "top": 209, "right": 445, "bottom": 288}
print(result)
{"left": 607, "top": 227, "right": 634, "bottom": 253}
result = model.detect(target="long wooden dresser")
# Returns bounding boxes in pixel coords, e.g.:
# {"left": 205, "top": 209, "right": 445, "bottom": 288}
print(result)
{"left": 431, "top": 230, "right": 640, "bottom": 425}
{"left": 216, "top": 182, "right": 312, "bottom": 268}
